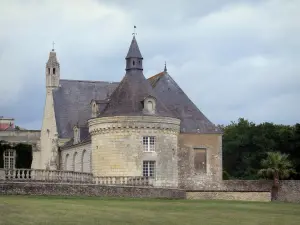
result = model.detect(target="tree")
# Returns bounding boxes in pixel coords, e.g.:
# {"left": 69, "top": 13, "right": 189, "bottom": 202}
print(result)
{"left": 258, "top": 152, "right": 295, "bottom": 200}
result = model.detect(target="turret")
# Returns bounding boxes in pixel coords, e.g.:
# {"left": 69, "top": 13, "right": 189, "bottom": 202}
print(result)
{"left": 46, "top": 48, "right": 60, "bottom": 88}
{"left": 125, "top": 35, "right": 143, "bottom": 71}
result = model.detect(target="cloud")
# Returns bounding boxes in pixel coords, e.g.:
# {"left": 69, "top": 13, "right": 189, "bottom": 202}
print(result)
{"left": 0, "top": 0, "right": 299, "bottom": 129}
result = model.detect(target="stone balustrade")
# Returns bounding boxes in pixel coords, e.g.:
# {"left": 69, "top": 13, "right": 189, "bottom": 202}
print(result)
{"left": 0, "top": 169, "right": 153, "bottom": 186}
{"left": 0, "top": 169, "right": 93, "bottom": 184}
{"left": 93, "top": 176, "right": 154, "bottom": 186}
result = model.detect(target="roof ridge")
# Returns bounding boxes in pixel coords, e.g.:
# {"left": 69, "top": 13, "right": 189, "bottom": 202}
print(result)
{"left": 60, "top": 79, "right": 119, "bottom": 84}
{"left": 148, "top": 71, "right": 165, "bottom": 80}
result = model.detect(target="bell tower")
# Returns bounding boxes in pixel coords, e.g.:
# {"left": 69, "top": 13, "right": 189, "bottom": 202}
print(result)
{"left": 33, "top": 44, "right": 60, "bottom": 170}
{"left": 46, "top": 44, "right": 60, "bottom": 88}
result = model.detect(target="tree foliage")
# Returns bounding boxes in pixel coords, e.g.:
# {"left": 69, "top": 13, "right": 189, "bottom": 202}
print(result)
{"left": 258, "top": 152, "right": 295, "bottom": 180}
{"left": 222, "top": 118, "right": 300, "bottom": 180}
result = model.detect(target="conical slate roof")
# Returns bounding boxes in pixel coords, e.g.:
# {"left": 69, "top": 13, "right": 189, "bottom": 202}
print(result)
{"left": 126, "top": 36, "right": 143, "bottom": 59}
{"left": 100, "top": 36, "right": 174, "bottom": 117}
{"left": 99, "top": 69, "right": 174, "bottom": 117}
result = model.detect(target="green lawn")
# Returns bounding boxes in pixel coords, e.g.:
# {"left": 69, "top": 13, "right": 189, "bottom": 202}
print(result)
{"left": 0, "top": 196, "right": 300, "bottom": 225}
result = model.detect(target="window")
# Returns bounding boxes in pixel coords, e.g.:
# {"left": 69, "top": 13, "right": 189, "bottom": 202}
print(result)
{"left": 143, "top": 97, "right": 156, "bottom": 114}
{"left": 4, "top": 149, "right": 15, "bottom": 169}
{"left": 73, "top": 152, "right": 78, "bottom": 172}
{"left": 81, "top": 150, "right": 89, "bottom": 173}
{"left": 132, "top": 60, "right": 135, "bottom": 65}
{"left": 194, "top": 148, "right": 206, "bottom": 173}
{"left": 48, "top": 68, "right": 50, "bottom": 74}
{"left": 147, "top": 101, "right": 153, "bottom": 110}
{"left": 143, "top": 161, "right": 155, "bottom": 177}
{"left": 143, "top": 136, "right": 155, "bottom": 152}
{"left": 53, "top": 68, "right": 56, "bottom": 74}
{"left": 64, "top": 154, "right": 69, "bottom": 171}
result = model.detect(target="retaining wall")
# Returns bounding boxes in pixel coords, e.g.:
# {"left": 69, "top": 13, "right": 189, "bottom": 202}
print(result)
{"left": 0, "top": 182, "right": 186, "bottom": 199}
{"left": 186, "top": 180, "right": 300, "bottom": 203}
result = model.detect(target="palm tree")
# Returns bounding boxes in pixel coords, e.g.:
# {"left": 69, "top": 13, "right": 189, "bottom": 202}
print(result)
{"left": 258, "top": 152, "right": 295, "bottom": 200}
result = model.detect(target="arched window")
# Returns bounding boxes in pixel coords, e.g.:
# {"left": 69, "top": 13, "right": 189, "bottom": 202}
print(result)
{"left": 81, "top": 150, "right": 89, "bottom": 172}
{"left": 53, "top": 68, "right": 56, "bottom": 75}
{"left": 73, "top": 152, "right": 78, "bottom": 172}
{"left": 143, "top": 96, "right": 156, "bottom": 114}
{"left": 132, "top": 60, "right": 135, "bottom": 65}
{"left": 64, "top": 154, "right": 69, "bottom": 171}
{"left": 147, "top": 101, "right": 153, "bottom": 111}
{"left": 3, "top": 149, "right": 15, "bottom": 169}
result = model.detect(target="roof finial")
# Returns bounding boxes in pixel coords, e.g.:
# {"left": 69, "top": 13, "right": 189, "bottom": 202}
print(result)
{"left": 164, "top": 61, "right": 167, "bottom": 72}
{"left": 132, "top": 25, "right": 137, "bottom": 36}
{"left": 52, "top": 41, "right": 55, "bottom": 51}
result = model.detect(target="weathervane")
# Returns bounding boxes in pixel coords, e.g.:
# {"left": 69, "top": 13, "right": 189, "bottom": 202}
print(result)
{"left": 52, "top": 41, "right": 55, "bottom": 51}
{"left": 164, "top": 61, "right": 167, "bottom": 72}
{"left": 132, "top": 25, "right": 137, "bottom": 36}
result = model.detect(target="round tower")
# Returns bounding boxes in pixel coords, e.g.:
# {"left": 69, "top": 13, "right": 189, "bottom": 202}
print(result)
{"left": 88, "top": 34, "right": 180, "bottom": 187}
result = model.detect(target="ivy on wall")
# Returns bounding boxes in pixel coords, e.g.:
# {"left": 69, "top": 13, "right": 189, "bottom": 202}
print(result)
{"left": 0, "top": 140, "right": 32, "bottom": 168}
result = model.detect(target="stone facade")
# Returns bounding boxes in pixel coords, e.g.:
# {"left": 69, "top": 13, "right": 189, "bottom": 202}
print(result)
{"left": 60, "top": 142, "right": 92, "bottom": 173}
{"left": 178, "top": 134, "right": 223, "bottom": 189}
{"left": 89, "top": 116, "right": 180, "bottom": 187}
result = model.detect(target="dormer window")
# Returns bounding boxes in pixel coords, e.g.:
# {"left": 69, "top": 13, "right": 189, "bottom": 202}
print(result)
{"left": 73, "top": 126, "right": 80, "bottom": 144}
{"left": 91, "top": 100, "right": 99, "bottom": 117}
{"left": 143, "top": 96, "right": 156, "bottom": 114}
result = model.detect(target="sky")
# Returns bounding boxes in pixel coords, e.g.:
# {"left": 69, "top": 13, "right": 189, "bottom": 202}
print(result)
{"left": 0, "top": 0, "right": 299, "bottom": 129}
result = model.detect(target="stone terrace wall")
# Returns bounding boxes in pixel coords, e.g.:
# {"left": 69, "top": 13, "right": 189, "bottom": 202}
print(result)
{"left": 0, "top": 182, "right": 186, "bottom": 199}
{"left": 185, "top": 180, "right": 300, "bottom": 203}
{"left": 187, "top": 191, "right": 271, "bottom": 202}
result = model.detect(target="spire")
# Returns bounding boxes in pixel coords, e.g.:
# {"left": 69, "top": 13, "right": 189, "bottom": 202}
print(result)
{"left": 46, "top": 50, "right": 60, "bottom": 68}
{"left": 164, "top": 61, "right": 167, "bottom": 72}
{"left": 126, "top": 36, "right": 143, "bottom": 59}
{"left": 125, "top": 35, "right": 143, "bottom": 71}
{"left": 100, "top": 33, "right": 174, "bottom": 118}
{"left": 46, "top": 46, "right": 60, "bottom": 88}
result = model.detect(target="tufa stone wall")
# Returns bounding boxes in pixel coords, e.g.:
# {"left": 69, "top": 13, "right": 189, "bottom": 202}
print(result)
{"left": 186, "top": 191, "right": 271, "bottom": 202}
{"left": 178, "top": 133, "right": 222, "bottom": 189}
{"left": 88, "top": 116, "right": 180, "bottom": 187}
{"left": 0, "top": 182, "right": 185, "bottom": 199}
{"left": 37, "top": 87, "right": 59, "bottom": 170}
{"left": 185, "top": 180, "right": 300, "bottom": 203}
{"left": 60, "top": 142, "right": 92, "bottom": 173}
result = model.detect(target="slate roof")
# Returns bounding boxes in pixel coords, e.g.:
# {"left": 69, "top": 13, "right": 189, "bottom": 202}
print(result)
{"left": 149, "top": 72, "right": 222, "bottom": 134}
{"left": 126, "top": 36, "right": 143, "bottom": 59}
{"left": 54, "top": 71, "right": 221, "bottom": 140}
{"left": 100, "top": 69, "right": 175, "bottom": 117}
{"left": 52, "top": 79, "right": 119, "bottom": 138}
{"left": 61, "top": 126, "right": 91, "bottom": 148}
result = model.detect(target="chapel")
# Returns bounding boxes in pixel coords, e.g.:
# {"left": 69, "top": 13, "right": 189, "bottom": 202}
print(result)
{"left": 32, "top": 34, "right": 223, "bottom": 188}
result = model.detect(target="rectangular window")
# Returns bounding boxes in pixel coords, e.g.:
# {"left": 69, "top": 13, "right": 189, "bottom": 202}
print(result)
{"left": 3, "top": 149, "right": 15, "bottom": 169}
{"left": 143, "top": 161, "right": 155, "bottom": 177}
{"left": 194, "top": 148, "right": 206, "bottom": 173}
{"left": 143, "top": 136, "right": 155, "bottom": 152}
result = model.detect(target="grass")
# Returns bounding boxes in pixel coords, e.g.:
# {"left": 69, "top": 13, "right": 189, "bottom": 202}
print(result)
{"left": 0, "top": 196, "right": 300, "bottom": 225}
